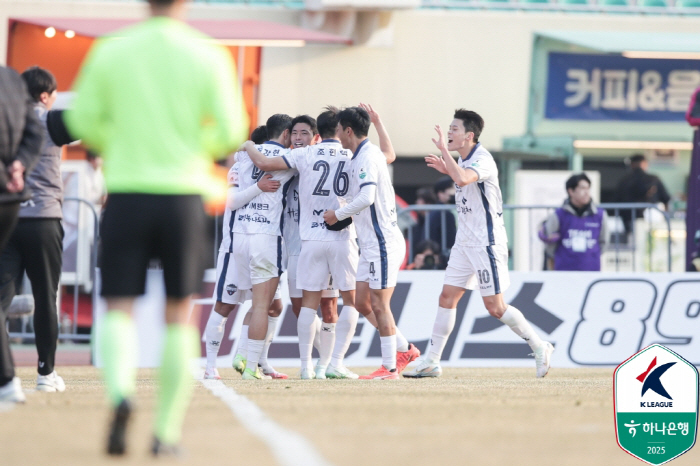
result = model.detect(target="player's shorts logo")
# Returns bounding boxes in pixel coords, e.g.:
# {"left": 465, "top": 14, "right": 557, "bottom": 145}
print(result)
{"left": 226, "top": 284, "right": 238, "bottom": 296}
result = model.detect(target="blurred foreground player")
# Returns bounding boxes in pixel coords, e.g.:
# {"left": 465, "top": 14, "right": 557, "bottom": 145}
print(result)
{"left": 406, "top": 110, "right": 552, "bottom": 378}
{"left": 65, "top": 0, "right": 248, "bottom": 455}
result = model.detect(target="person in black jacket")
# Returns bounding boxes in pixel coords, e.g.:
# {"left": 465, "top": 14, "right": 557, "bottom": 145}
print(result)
{"left": 0, "top": 65, "right": 44, "bottom": 403}
{"left": 616, "top": 154, "right": 671, "bottom": 234}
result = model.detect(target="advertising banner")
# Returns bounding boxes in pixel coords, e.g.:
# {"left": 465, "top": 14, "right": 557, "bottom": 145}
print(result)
{"left": 546, "top": 52, "right": 700, "bottom": 122}
{"left": 93, "top": 270, "right": 700, "bottom": 369}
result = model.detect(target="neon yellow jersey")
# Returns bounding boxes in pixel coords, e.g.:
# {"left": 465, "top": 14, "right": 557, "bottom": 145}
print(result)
{"left": 66, "top": 17, "right": 248, "bottom": 196}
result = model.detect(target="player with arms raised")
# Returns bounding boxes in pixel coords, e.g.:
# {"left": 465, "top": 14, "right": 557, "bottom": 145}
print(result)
{"left": 404, "top": 109, "right": 553, "bottom": 378}
{"left": 324, "top": 106, "right": 420, "bottom": 380}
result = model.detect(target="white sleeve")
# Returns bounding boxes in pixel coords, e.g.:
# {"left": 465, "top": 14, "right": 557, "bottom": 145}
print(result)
{"left": 465, "top": 154, "right": 495, "bottom": 182}
{"left": 335, "top": 184, "right": 377, "bottom": 220}
{"left": 227, "top": 183, "right": 263, "bottom": 211}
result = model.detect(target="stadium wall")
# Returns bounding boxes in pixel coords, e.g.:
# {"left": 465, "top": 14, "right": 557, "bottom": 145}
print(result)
{"left": 3, "top": 2, "right": 700, "bottom": 155}
{"left": 92, "top": 269, "right": 700, "bottom": 369}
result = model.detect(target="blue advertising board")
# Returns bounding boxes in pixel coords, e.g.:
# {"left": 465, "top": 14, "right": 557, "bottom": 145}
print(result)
{"left": 546, "top": 52, "right": 700, "bottom": 121}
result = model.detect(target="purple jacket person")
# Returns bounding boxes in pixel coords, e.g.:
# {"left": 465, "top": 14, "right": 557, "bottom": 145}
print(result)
{"left": 539, "top": 173, "right": 608, "bottom": 271}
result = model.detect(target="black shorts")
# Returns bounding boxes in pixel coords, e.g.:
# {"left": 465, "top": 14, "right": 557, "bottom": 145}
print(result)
{"left": 100, "top": 193, "right": 206, "bottom": 298}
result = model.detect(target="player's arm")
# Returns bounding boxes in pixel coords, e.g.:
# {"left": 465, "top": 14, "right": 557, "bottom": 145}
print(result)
{"left": 425, "top": 125, "right": 477, "bottom": 187}
{"left": 360, "top": 103, "right": 396, "bottom": 164}
{"left": 324, "top": 184, "right": 376, "bottom": 225}
{"left": 227, "top": 174, "right": 280, "bottom": 211}
{"left": 325, "top": 158, "right": 378, "bottom": 224}
{"left": 242, "top": 140, "right": 290, "bottom": 171}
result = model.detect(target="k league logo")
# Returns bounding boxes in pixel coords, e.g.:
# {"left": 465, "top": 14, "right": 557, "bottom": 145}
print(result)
{"left": 614, "top": 344, "right": 699, "bottom": 465}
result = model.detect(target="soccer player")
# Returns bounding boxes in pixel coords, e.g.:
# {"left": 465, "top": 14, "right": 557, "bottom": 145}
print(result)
{"left": 202, "top": 162, "right": 280, "bottom": 380}
{"left": 324, "top": 106, "right": 420, "bottom": 380}
{"left": 65, "top": 0, "right": 249, "bottom": 455}
{"left": 284, "top": 114, "right": 340, "bottom": 378}
{"left": 245, "top": 108, "right": 361, "bottom": 379}
{"left": 404, "top": 109, "right": 554, "bottom": 378}
{"left": 232, "top": 114, "right": 296, "bottom": 380}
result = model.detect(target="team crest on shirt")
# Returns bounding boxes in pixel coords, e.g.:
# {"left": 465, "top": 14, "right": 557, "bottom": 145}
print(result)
{"left": 359, "top": 168, "right": 367, "bottom": 179}
{"left": 226, "top": 284, "right": 238, "bottom": 295}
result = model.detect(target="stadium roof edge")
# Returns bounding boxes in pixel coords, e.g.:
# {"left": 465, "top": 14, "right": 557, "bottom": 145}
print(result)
{"left": 535, "top": 30, "right": 700, "bottom": 54}
{"left": 9, "top": 17, "right": 353, "bottom": 46}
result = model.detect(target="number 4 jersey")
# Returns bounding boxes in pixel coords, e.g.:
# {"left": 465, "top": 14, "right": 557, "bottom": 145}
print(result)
{"left": 282, "top": 139, "right": 356, "bottom": 242}
{"left": 233, "top": 142, "right": 297, "bottom": 236}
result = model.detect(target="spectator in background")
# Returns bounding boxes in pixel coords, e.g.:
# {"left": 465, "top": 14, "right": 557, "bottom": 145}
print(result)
{"left": 409, "top": 186, "right": 437, "bottom": 255}
{"left": 0, "top": 66, "right": 70, "bottom": 395}
{"left": 85, "top": 151, "right": 106, "bottom": 208}
{"left": 539, "top": 173, "right": 608, "bottom": 271}
{"left": 0, "top": 65, "right": 44, "bottom": 404}
{"left": 406, "top": 239, "right": 447, "bottom": 270}
{"left": 427, "top": 176, "right": 457, "bottom": 254}
{"left": 616, "top": 154, "right": 671, "bottom": 234}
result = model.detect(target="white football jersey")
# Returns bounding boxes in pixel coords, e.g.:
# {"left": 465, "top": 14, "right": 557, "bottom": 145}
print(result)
{"left": 283, "top": 139, "right": 356, "bottom": 242}
{"left": 454, "top": 143, "right": 508, "bottom": 247}
{"left": 346, "top": 139, "right": 402, "bottom": 249}
{"left": 283, "top": 175, "right": 301, "bottom": 256}
{"left": 218, "top": 163, "right": 239, "bottom": 253}
{"left": 232, "top": 142, "right": 297, "bottom": 236}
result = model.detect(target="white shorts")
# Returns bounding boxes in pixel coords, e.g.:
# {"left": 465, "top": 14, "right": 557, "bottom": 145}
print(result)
{"left": 213, "top": 250, "right": 251, "bottom": 305}
{"left": 233, "top": 233, "right": 286, "bottom": 288}
{"left": 443, "top": 243, "right": 510, "bottom": 297}
{"left": 287, "top": 254, "right": 338, "bottom": 299}
{"left": 297, "top": 239, "right": 358, "bottom": 292}
{"left": 357, "top": 239, "right": 405, "bottom": 290}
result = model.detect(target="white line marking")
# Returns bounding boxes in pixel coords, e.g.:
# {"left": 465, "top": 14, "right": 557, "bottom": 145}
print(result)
{"left": 199, "top": 376, "right": 333, "bottom": 466}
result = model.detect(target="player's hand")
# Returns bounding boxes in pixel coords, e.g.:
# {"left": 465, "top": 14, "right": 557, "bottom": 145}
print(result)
{"left": 425, "top": 154, "right": 448, "bottom": 174}
{"left": 431, "top": 125, "right": 448, "bottom": 152}
{"left": 6, "top": 160, "right": 25, "bottom": 193}
{"left": 359, "top": 103, "right": 380, "bottom": 125}
{"left": 240, "top": 140, "right": 255, "bottom": 151}
{"left": 257, "top": 174, "right": 280, "bottom": 193}
{"left": 323, "top": 210, "right": 338, "bottom": 225}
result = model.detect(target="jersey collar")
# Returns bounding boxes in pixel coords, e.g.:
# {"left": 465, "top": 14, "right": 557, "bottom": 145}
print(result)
{"left": 264, "top": 140, "right": 286, "bottom": 148}
{"left": 321, "top": 138, "right": 340, "bottom": 144}
{"left": 351, "top": 138, "right": 370, "bottom": 160}
{"left": 463, "top": 142, "right": 481, "bottom": 161}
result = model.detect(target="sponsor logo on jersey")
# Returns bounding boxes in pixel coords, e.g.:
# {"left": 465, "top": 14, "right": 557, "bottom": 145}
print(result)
{"left": 313, "top": 209, "right": 324, "bottom": 216}
{"left": 359, "top": 168, "right": 367, "bottom": 179}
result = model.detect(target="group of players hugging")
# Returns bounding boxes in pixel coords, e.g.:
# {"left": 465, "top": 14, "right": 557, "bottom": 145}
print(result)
{"left": 203, "top": 104, "right": 553, "bottom": 381}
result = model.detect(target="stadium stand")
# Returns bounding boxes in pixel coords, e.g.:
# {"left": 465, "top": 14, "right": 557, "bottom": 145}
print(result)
{"left": 185, "top": 0, "right": 700, "bottom": 14}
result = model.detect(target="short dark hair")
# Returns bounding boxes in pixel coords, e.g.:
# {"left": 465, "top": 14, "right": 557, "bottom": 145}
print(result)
{"left": 317, "top": 106, "right": 340, "bottom": 139}
{"left": 629, "top": 154, "right": 646, "bottom": 166}
{"left": 453, "top": 109, "right": 484, "bottom": 143}
{"left": 147, "top": 0, "right": 177, "bottom": 5}
{"left": 21, "top": 66, "right": 57, "bottom": 102}
{"left": 250, "top": 125, "right": 268, "bottom": 145}
{"left": 416, "top": 239, "right": 441, "bottom": 255}
{"left": 291, "top": 115, "right": 318, "bottom": 135}
{"left": 265, "top": 114, "right": 293, "bottom": 141}
{"left": 566, "top": 173, "right": 591, "bottom": 192}
{"left": 434, "top": 175, "right": 454, "bottom": 194}
{"left": 415, "top": 187, "right": 437, "bottom": 204}
{"left": 338, "top": 107, "right": 370, "bottom": 138}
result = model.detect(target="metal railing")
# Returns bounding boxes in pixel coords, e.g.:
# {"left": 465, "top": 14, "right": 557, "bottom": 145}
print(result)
{"left": 400, "top": 202, "right": 673, "bottom": 272}
{"left": 7, "top": 197, "right": 100, "bottom": 343}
